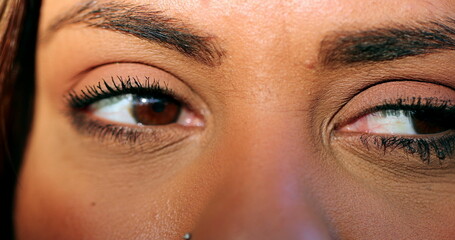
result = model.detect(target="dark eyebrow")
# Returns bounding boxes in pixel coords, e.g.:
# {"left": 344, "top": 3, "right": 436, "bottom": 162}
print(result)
{"left": 43, "top": 0, "right": 224, "bottom": 66}
{"left": 319, "top": 18, "right": 455, "bottom": 68}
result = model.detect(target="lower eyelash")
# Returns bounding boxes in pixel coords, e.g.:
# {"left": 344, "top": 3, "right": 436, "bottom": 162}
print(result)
{"left": 66, "top": 108, "right": 193, "bottom": 148}
{"left": 67, "top": 110, "right": 144, "bottom": 143}
{"left": 360, "top": 133, "right": 455, "bottom": 163}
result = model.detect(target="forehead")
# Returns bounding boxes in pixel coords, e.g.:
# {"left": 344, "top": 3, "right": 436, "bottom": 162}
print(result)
{"left": 39, "top": 0, "right": 454, "bottom": 59}
{"left": 37, "top": 0, "right": 455, "bottom": 93}
{"left": 40, "top": 0, "right": 455, "bottom": 33}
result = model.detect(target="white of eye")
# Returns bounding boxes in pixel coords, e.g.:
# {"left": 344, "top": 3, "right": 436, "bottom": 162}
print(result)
{"left": 341, "top": 110, "right": 417, "bottom": 134}
{"left": 89, "top": 94, "right": 137, "bottom": 124}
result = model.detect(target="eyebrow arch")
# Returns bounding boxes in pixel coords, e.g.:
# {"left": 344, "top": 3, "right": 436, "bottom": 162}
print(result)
{"left": 319, "top": 18, "right": 455, "bottom": 68}
{"left": 43, "top": 0, "right": 224, "bottom": 66}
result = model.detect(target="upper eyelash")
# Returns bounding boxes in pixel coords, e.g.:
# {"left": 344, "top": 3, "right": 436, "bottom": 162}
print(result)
{"left": 370, "top": 97, "right": 454, "bottom": 114}
{"left": 337, "top": 97, "right": 455, "bottom": 129}
{"left": 66, "top": 76, "right": 175, "bottom": 109}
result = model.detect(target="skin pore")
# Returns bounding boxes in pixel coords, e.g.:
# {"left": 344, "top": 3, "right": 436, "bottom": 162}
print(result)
{"left": 15, "top": 0, "right": 455, "bottom": 239}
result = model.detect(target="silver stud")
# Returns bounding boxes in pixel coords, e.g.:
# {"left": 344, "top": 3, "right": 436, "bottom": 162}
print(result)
{"left": 183, "top": 233, "right": 192, "bottom": 240}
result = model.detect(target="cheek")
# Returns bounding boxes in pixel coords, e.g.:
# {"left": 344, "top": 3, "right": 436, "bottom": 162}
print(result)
{"left": 14, "top": 143, "right": 214, "bottom": 240}
{"left": 14, "top": 148, "right": 136, "bottom": 239}
{"left": 15, "top": 165, "right": 175, "bottom": 240}
{"left": 15, "top": 161, "right": 101, "bottom": 240}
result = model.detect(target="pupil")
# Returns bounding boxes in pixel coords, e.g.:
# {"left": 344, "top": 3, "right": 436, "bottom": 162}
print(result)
{"left": 411, "top": 110, "right": 454, "bottom": 134}
{"left": 152, "top": 102, "right": 166, "bottom": 113}
{"left": 132, "top": 96, "right": 181, "bottom": 125}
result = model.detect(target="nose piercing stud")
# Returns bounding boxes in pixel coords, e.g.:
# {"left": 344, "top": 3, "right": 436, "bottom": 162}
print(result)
{"left": 183, "top": 233, "right": 192, "bottom": 240}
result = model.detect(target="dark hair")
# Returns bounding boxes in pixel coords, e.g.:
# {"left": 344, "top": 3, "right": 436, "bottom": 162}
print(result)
{"left": 0, "top": 0, "right": 40, "bottom": 238}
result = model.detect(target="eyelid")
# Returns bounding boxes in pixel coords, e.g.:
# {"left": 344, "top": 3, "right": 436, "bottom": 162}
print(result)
{"left": 62, "top": 63, "right": 209, "bottom": 146}
{"left": 64, "top": 63, "right": 210, "bottom": 119}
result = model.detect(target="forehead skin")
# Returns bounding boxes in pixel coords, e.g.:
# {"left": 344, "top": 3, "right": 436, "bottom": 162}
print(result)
{"left": 16, "top": 0, "right": 455, "bottom": 239}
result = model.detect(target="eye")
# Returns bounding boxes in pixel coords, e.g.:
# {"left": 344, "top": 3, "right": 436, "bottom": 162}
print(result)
{"left": 67, "top": 77, "right": 205, "bottom": 129}
{"left": 331, "top": 81, "right": 455, "bottom": 162}
{"left": 88, "top": 93, "right": 202, "bottom": 127}
{"left": 340, "top": 109, "right": 454, "bottom": 135}
{"left": 334, "top": 101, "right": 455, "bottom": 162}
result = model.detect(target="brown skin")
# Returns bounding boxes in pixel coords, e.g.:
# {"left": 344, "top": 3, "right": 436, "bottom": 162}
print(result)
{"left": 15, "top": 0, "right": 455, "bottom": 239}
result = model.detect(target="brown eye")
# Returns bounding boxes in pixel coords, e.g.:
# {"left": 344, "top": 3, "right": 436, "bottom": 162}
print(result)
{"left": 411, "top": 110, "right": 454, "bottom": 134}
{"left": 132, "top": 96, "right": 181, "bottom": 125}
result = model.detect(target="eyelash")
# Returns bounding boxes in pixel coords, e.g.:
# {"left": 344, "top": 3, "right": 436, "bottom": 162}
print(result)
{"left": 347, "top": 97, "right": 455, "bottom": 163}
{"left": 67, "top": 76, "right": 176, "bottom": 108}
{"left": 359, "top": 134, "right": 455, "bottom": 163}
{"left": 65, "top": 76, "right": 183, "bottom": 143}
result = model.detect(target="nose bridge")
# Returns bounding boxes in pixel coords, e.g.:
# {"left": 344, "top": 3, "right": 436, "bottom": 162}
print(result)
{"left": 192, "top": 117, "right": 332, "bottom": 239}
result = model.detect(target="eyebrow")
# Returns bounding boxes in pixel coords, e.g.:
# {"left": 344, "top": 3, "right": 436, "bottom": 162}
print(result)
{"left": 319, "top": 18, "right": 455, "bottom": 68}
{"left": 43, "top": 0, "right": 224, "bottom": 66}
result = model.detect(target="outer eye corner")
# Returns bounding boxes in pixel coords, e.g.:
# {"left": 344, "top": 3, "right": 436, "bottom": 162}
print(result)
{"left": 176, "top": 107, "right": 205, "bottom": 128}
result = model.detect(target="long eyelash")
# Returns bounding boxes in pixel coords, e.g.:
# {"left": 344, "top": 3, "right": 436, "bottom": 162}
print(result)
{"left": 356, "top": 97, "right": 455, "bottom": 163}
{"left": 66, "top": 76, "right": 174, "bottom": 109}
{"left": 360, "top": 134, "right": 455, "bottom": 163}
{"left": 337, "top": 97, "right": 455, "bottom": 130}
{"left": 370, "top": 97, "right": 454, "bottom": 115}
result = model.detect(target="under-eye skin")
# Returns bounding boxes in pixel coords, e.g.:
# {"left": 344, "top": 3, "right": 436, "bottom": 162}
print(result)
{"left": 65, "top": 76, "right": 204, "bottom": 143}
{"left": 336, "top": 94, "right": 455, "bottom": 163}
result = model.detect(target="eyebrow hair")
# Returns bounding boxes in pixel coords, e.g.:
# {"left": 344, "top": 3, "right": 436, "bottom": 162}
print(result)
{"left": 43, "top": 0, "right": 224, "bottom": 66}
{"left": 319, "top": 18, "right": 455, "bottom": 68}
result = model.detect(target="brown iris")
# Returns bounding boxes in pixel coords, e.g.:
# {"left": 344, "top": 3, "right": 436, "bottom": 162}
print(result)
{"left": 132, "top": 96, "right": 181, "bottom": 125}
{"left": 411, "top": 110, "right": 454, "bottom": 134}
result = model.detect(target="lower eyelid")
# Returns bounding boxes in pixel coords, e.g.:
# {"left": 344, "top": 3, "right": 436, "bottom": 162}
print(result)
{"left": 331, "top": 135, "right": 455, "bottom": 185}
{"left": 65, "top": 109, "right": 197, "bottom": 147}
{"left": 333, "top": 131, "right": 455, "bottom": 164}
